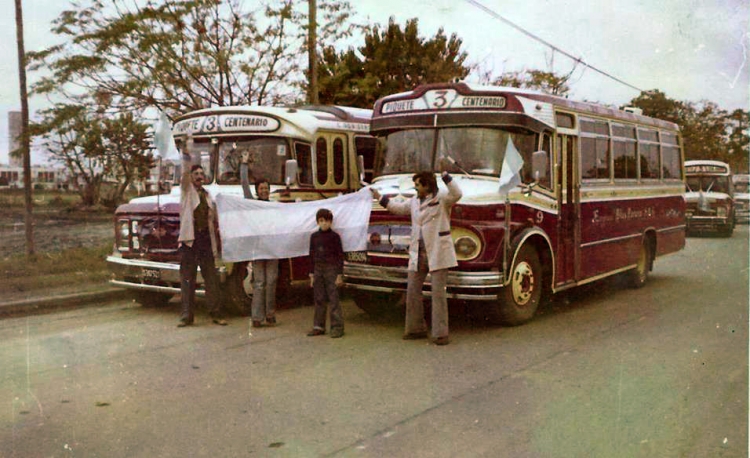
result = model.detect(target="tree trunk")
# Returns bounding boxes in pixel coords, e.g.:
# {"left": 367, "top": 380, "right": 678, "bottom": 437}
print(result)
{"left": 14, "top": 0, "right": 34, "bottom": 256}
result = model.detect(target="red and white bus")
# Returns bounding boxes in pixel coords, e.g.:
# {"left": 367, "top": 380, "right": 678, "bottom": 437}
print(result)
{"left": 107, "top": 105, "right": 376, "bottom": 310}
{"left": 344, "top": 82, "right": 686, "bottom": 325}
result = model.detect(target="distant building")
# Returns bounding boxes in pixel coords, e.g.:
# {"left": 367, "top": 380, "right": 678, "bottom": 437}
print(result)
{"left": 8, "top": 111, "right": 22, "bottom": 167}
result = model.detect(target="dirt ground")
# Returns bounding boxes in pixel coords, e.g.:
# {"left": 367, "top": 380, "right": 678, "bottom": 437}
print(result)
{"left": 0, "top": 210, "right": 113, "bottom": 258}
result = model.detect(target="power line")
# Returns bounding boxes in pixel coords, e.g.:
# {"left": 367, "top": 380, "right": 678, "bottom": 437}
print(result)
{"left": 463, "top": 0, "right": 645, "bottom": 93}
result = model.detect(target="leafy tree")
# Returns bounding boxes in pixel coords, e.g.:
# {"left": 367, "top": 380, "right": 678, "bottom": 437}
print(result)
{"left": 726, "top": 109, "right": 750, "bottom": 173}
{"left": 317, "top": 17, "right": 470, "bottom": 107}
{"left": 30, "top": 103, "right": 151, "bottom": 208}
{"left": 28, "top": 0, "right": 358, "bottom": 114}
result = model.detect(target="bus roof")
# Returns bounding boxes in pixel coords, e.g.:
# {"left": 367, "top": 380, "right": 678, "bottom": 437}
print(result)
{"left": 373, "top": 82, "right": 679, "bottom": 132}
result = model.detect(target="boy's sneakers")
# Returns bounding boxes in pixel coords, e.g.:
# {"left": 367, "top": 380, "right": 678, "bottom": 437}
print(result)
{"left": 306, "top": 329, "right": 325, "bottom": 337}
{"left": 252, "top": 320, "right": 263, "bottom": 328}
{"left": 330, "top": 329, "right": 344, "bottom": 339}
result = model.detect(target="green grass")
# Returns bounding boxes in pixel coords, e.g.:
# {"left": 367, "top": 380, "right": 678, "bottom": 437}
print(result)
{"left": 0, "top": 243, "right": 112, "bottom": 293}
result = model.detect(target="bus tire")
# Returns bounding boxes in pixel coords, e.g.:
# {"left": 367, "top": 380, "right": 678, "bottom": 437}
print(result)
{"left": 132, "top": 290, "right": 171, "bottom": 308}
{"left": 627, "top": 240, "right": 652, "bottom": 289}
{"left": 222, "top": 262, "right": 252, "bottom": 315}
{"left": 491, "top": 244, "right": 543, "bottom": 326}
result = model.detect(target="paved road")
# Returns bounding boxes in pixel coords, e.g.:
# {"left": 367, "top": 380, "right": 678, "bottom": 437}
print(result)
{"left": 1, "top": 227, "right": 747, "bottom": 457}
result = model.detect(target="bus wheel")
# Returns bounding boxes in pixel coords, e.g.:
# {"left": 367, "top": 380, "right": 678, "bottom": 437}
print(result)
{"left": 350, "top": 290, "right": 400, "bottom": 317}
{"left": 491, "top": 244, "right": 542, "bottom": 326}
{"left": 132, "top": 290, "right": 172, "bottom": 308}
{"left": 222, "top": 262, "right": 252, "bottom": 315}
{"left": 627, "top": 240, "right": 652, "bottom": 289}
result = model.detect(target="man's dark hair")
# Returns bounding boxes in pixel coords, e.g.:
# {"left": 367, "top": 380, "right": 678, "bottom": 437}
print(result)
{"left": 190, "top": 164, "right": 204, "bottom": 173}
{"left": 316, "top": 208, "right": 333, "bottom": 222}
{"left": 254, "top": 177, "right": 269, "bottom": 193}
{"left": 413, "top": 171, "right": 438, "bottom": 195}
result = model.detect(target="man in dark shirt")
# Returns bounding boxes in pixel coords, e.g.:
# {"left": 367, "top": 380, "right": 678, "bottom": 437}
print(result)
{"left": 307, "top": 208, "right": 345, "bottom": 338}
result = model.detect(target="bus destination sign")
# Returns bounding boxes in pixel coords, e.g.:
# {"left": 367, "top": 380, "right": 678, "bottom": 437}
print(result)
{"left": 382, "top": 89, "right": 506, "bottom": 114}
{"left": 174, "top": 114, "right": 281, "bottom": 135}
{"left": 685, "top": 164, "right": 729, "bottom": 174}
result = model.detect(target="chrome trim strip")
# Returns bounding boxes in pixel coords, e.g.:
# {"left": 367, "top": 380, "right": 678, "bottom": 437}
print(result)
{"left": 580, "top": 233, "right": 641, "bottom": 248}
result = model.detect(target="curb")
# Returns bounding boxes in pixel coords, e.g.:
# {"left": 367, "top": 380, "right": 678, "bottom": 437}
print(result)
{"left": 0, "top": 288, "right": 132, "bottom": 318}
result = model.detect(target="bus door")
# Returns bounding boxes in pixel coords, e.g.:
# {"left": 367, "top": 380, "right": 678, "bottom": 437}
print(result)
{"left": 556, "top": 134, "right": 581, "bottom": 285}
{"left": 314, "top": 133, "right": 349, "bottom": 191}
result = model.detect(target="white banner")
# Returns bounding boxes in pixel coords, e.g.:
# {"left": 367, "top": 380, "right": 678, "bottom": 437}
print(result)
{"left": 216, "top": 188, "right": 373, "bottom": 262}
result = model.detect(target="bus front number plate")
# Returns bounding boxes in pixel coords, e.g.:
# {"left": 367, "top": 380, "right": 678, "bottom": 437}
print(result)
{"left": 345, "top": 251, "right": 368, "bottom": 263}
{"left": 142, "top": 268, "right": 161, "bottom": 282}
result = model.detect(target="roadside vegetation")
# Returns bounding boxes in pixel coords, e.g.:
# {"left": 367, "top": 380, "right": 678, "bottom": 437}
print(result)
{"left": 1, "top": 189, "right": 114, "bottom": 293}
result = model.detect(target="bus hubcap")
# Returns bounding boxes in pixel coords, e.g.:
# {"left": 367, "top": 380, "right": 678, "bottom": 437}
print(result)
{"left": 511, "top": 261, "right": 535, "bottom": 306}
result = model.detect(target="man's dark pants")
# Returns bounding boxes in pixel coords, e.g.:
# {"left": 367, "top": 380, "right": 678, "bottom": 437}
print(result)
{"left": 179, "top": 231, "right": 222, "bottom": 321}
{"left": 312, "top": 264, "right": 343, "bottom": 332}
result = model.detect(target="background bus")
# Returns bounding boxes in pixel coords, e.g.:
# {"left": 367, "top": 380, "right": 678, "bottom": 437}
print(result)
{"left": 344, "top": 81, "right": 686, "bottom": 325}
{"left": 107, "top": 105, "right": 377, "bottom": 311}
{"left": 684, "top": 160, "right": 735, "bottom": 236}
{"left": 732, "top": 173, "right": 749, "bottom": 224}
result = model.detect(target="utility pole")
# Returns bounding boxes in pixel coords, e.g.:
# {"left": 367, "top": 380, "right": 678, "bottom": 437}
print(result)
{"left": 14, "top": 0, "right": 34, "bottom": 256}
{"left": 308, "top": 0, "right": 319, "bottom": 105}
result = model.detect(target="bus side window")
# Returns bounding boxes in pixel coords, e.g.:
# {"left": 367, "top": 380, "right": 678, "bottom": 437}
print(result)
{"left": 295, "top": 142, "right": 313, "bottom": 186}
{"left": 355, "top": 135, "right": 378, "bottom": 183}
{"left": 539, "top": 133, "right": 552, "bottom": 189}
{"left": 333, "top": 137, "right": 345, "bottom": 186}
{"left": 316, "top": 137, "right": 328, "bottom": 185}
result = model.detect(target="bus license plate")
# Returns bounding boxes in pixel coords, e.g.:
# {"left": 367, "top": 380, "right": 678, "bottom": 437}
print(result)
{"left": 142, "top": 268, "right": 161, "bottom": 281}
{"left": 345, "top": 251, "right": 368, "bottom": 263}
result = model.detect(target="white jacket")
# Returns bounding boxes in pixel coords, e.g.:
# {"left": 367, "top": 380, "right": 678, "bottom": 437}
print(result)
{"left": 178, "top": 154, "right": 218, "bottom": 256}
{"left": 382, "top": 174, "right": 462, "bottom": 272}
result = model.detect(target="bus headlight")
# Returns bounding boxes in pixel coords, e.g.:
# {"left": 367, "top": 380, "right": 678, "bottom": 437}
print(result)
{"left": 131, "top": 221, "right": 140, "bottom": 249}
{"left": 717, "top": 206, "right": 728, "bottom": 217}
{"left": 117, "top": 220, "right": 130, "bottom": 251}
{"left": 453, "top": 231, "right": 481, "bottom": 261}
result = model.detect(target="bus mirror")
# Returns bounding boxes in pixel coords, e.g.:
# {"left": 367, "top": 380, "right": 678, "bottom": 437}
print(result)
{"left": 357, "top": 155, "right": 368, "bottom": 184}
{"left": 532, "top": 151, "right": 548, "bottom": 182}
{"left": 285, "top": 159, "right": 298, "bottom": 187}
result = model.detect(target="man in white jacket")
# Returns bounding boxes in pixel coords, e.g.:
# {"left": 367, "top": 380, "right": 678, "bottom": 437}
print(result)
{"left": 177, "top": 145, "right": 227, "bottom": 327}
{"left": 371, "top": 165, "right": 462, "bottom": 345}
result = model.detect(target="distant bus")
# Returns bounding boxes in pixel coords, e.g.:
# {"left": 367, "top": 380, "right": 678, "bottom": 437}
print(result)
{"left": 107, "top": 105, "right": 377, "bottom": 310}
{"left": 732, "top": 173, "right": 749, "bottom": 224}
{"left": 344, "top": 81, "right": 686, "bottom": 325}
{"left": 684, "top": 160, "right": 735, "bottom": 236}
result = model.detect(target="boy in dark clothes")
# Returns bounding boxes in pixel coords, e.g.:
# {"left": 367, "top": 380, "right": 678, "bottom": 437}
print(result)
{"left": 307, "top": 208, "right": 345, "bottom": 338}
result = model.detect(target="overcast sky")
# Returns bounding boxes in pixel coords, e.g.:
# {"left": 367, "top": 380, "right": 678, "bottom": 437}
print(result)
{"left": 1, "top": 0, "right": 747, "bottom": 165}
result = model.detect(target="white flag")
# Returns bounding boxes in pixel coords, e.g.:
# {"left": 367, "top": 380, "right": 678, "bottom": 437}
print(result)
{"left": 498, "top": 137, "right": 524, "bottom": 196}
{"left": 153, "top": 110, "right": 178, "bottom": 159}
{"left": 216, "top": 187, "right": 373, "bottom": 262}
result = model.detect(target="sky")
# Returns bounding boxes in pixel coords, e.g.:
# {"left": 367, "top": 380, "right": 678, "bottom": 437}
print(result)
{"left": 0, "top": 0, "right": 748, "bottom": 165}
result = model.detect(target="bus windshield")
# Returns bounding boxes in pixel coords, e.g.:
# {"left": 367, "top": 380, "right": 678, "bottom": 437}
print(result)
{"left": 217, "top": 138, "right": 290, "bottom": 185}
{"left": 376, "top": 127, "right": 538, "bottom": 178}
{"left": 686, "top": 175, "right": 730, "bottom": 194}
{"left": 180, "top": 140, "right": 214, "bottom": 183}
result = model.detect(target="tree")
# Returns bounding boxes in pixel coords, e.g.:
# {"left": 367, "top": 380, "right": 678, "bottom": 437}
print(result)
{"left": 30, "top": 103, "right": 151, "bottom": 208}
{"left": 28, "top": 0, "right": 358, "bottom": 115}
{"left": 14, "top": 0, "right": 34, "bottom": 256}
{"left": 317, "top": 17, "right": 470, "bottom": 107}
{"left": 725, "top": 109, "right": 750, "bottom": 173}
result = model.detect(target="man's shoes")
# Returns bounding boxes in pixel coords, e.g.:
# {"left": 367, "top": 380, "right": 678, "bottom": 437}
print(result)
{"left": 306, "top": 329, "right": 325, "bottom": 337}
{"left": 330, "top": 329, "right": 344, "bottom": 339}
{"left": 252, "top": 320, "right": 263, "bottom": 328}
{"left": 266, "top": 316, "right": 277, "bottom": 326}
{"left": 432, "top": 336, "right": 450, "bottom": 346}
{"left": 402, "top": 331, "right": 428, "bottom": 340}
{"left": 177, "top": 316, "right": 194, "bottom": 327}
{"left": 212, "top": 318, "right": 228, "bottom": 326}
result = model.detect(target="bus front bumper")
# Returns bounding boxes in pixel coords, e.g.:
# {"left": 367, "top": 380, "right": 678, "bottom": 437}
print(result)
{"left": 106, "top": 255, "right": 227, "bottom": 296}
{"left": 343, "top": 262, "right": 503, "bottom": 301}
